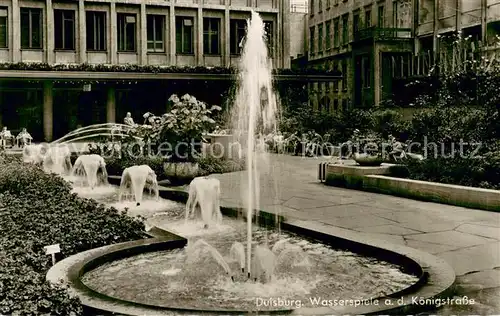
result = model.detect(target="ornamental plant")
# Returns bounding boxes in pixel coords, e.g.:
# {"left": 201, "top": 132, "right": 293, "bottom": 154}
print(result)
{"left": 159, "top": 94, "right": 222, "bottom": 162}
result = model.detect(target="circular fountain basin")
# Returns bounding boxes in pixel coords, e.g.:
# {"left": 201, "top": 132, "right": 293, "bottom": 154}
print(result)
{"left": 81, "top": 218, "right": 419, "bottom": 312}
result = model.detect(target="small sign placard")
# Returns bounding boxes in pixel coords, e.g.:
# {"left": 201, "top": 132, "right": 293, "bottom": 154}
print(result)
{"left": 44, "top": 244, "right": 61, "bottom": 255}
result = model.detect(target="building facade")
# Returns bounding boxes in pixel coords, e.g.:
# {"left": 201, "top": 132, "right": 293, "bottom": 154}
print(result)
{"left": 0, "top": 0, "right": 291, "bottom": 141}
{"left": 308, "top": 0, "right": 500, "bottom": 110}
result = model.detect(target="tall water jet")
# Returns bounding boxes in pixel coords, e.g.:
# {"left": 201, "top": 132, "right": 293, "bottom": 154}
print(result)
{"left": 185, "top": 177, "right": 222, "bottom": 228}
{"left": 231, "top": 11, "right": 279, "bottom": 278}
{"left": 71, "top": 154, "right": 108, "bottom": 189}
{"left": 118, "top": 165, "right": 159, "bottom": 205}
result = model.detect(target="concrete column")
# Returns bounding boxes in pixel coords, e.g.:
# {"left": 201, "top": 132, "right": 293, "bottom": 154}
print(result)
{"left": 110, "top": 3, "right": 117, "bottom": 64}
{"left": 11, "top": 0, "right": 20, "bottom": 62}
{"left": 197, "top": 7, "right": 203, "bottom": 66}
{"left": 46, "top": 0, "right": 54, "bottom": 64}
{"left": 79, "top": 0, "right": 87, "bottom": 63}
{"left": 106, "top": 86, "right": 116, "bottom": 123}
{"left": 281, "top": 0, "right": 291, "bottom": 69}
{"left": 481, "top": 0, "right": 487, "bottom": 43}
{"left": 169, "top": 5, "right": 175, "bottom": 65}
{"left": 373, "top": 47, "right": 380, "bottom": 106}
{"left": 43, "top": 81, "right": 53, "bottom": 142}
{"left": 433, "top": 0, "right": 438, "bottom": 60}
{"left": 224, "top": 8, "right": 230, "bottom": 67}
{"left": 140, "top": 3, "right": 147, "bottom": 65}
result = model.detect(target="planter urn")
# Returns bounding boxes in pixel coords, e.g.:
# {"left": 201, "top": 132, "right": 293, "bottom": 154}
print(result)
{"left": 163, "top": 162, "right": 200, "bottom": 186}
{"left": 353, "top": 153, "right": 384, "bottom": 166}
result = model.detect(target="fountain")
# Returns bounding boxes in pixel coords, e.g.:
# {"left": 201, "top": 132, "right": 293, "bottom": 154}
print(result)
{"left": 229, "top": 242, "right": 246, "bottom": 273}
{"left": 22, "top": 144, "right": 46, "bottom": 164}
{"left": 118, "top": 165, "right": 159, "bottom": 206}
{"left": 231, "top": 10, "right": 279, "bottom": 279}
{"left": 42, "top": 144, "right": 72, "bottom": 175}
{"left": 185, "top": 177, "right": 222, "bottom": 228}
{"left": 73, "top": 11, "right": 423, "bottom": 314}
{"left": 71, "top": 154, "right": 108, "bottom": 189}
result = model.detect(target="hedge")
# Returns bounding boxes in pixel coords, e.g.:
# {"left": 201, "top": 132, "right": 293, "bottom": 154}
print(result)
{"left": 0, "top": 159, "right": 145, "bottom": 315}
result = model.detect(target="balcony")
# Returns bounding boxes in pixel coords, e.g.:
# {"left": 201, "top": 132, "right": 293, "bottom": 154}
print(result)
{"left": 354, "top": 27, "right": 412, "bottom": 42}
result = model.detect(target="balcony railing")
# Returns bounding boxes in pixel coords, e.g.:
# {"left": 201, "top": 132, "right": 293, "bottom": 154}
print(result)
{"left": 354, "top": 27, "right": 412, "bottom": 42}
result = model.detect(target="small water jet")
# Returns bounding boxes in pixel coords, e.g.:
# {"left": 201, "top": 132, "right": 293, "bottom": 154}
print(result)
{"left": 118, "top": 165, "right": 159, "bottom": 206}
{"left": 229, "top": 242, "right": 246, "bottom": 273}
{"left": 71, "top": 154, "right": 108, "bottom": 189}
{"left": 42, "top": 145, "right": 72, "bottom": 175}
{"left": 185, "top": 177, "right": 222, "bottom": 228}
{"left": 251, "top": 245, "right": 276, "bottom": 283}
{"left": 22, "top": 144, "right": 46, "bottom": 164}
{"left": 186, "top": 239, "right": 234, "bottom": 281}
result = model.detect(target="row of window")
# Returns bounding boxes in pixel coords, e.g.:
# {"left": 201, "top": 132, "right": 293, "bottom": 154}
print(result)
{"left": 310, "top": 0, "right": 344, "bottom": 16}
{"left": 309, "top": 5, "right": 389, "bottom": 54}
{"left": 0, "top": 7, "right": 273, "bottom": 55}
{"left": 318, "top": 96, "right": 349, "bottom": 113}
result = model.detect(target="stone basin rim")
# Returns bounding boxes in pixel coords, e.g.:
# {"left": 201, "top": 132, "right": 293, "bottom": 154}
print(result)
{"left": 46, "top": 187, "right": 456, "bottom": 316}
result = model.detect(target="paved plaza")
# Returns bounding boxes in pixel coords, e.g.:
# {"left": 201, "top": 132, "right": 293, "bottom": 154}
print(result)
{"left": 212, "top": 154, "right": 500, "bottom": 314}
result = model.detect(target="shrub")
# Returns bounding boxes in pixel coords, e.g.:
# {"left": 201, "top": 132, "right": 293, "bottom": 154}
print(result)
{"left": 104, "top": 155, "right": 166, "bottom": 178}
{"left": 196, "top": 155, "right": 245, "bottom": 175}
{"left": 402, "top": 153, "right": 500, "bottom": 189}
{"left": 0, "top": 160, "right": 145, "bottom": 315}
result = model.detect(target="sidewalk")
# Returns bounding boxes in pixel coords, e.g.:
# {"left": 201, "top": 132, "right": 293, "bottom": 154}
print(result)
{"left": 212, "top": 154, "right": 500, "bottom": 315}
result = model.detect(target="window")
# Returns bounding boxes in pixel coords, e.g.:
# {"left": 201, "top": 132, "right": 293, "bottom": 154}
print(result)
{"left": 362, "top": 56, "right": 371, "bottom": 88}
{"left": 325, "top": 20, "right": 331, "bottom": 49}
{"left": 318, "top": 24, "right": 323, "bottom": 53}
{"left": 378, "top": 6, "right": 385, "bottom": 27}
{"left": 21, "top": 8, "right": 42, "bottom": 49}
{"left": 333, "top": 60, "right": 339, "bottom": 91}
{"left": 309, "top": 26, "right": 315, "bottom": 53}
{"left": 117, "top": 13, "right": 136, "bottom": 52}
{"left": 203, "top": 17, "right": 220, "bottom": 55}
{"left": 147, "top": 15, "right": 165, "bottom": 52}
{"left": 54, "top": 10, "right": 75, "bottom": 50}
{"left": 334, "top": 99, "right": 339, "bottom": 111}
{"left": 319, "top": 0, "right": 322, "bottom": 12}
{"left": 176, "top": 16, "right": 194, "bottom": 54}
{"left": 365, "top": 10, "right": 371, "bottom": 28}
{"left": 342, "top": 60, "right": 347, "bottom": 91}
{"left": 342, "top": 99, "right": 348, "bottom": 111}
{"left": 0, "top": 8, "right": 7, "bottom": 48}
{"left": 353, "top": 13, "right": 360, "bottom": 37}
{"left": 264, "top": 21, "right": 273, "bottom": 55}
{"left": 333, "top": 19, "right": 339, "bottom": 47}
{"left": 230, "top": 19, "right": 246, "bottom": 55}
{"left": 342, "top": 15, "right": 348, "bottom": 45}
{"left": 392, "top": 1, "right": 398, "bottom": 27}
{"left": 86, "top": 11, "right": 106, "bottom": 51}
{"left": 310, "top": 0, "right": 314, "bottom": 15}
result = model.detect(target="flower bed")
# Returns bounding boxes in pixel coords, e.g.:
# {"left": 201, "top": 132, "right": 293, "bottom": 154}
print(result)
{"left": 0, "top": 62, "right": 340, "bottom": 76}
{"left": 0, "top": 160, "right": 145, "bottom": 315}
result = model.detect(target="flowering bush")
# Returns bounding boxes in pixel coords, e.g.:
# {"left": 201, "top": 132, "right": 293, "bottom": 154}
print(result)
{"left": 158, "top": 94, "right": 222, "bottom": 162}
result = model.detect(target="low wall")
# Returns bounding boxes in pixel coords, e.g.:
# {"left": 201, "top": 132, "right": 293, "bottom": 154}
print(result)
{"left": 323, "top": 163, "right": 500, "bottom": 211}
{"left": 363, "top": 175, "right": 500, "bottom": 212}
{"left": 323, "top": 163, "right": 394, "bottom": 189}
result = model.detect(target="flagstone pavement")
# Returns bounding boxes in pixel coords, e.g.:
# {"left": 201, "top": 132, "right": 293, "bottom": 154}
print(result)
{"left": 211, "top": 154, "right": 500, "bottom": 315}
